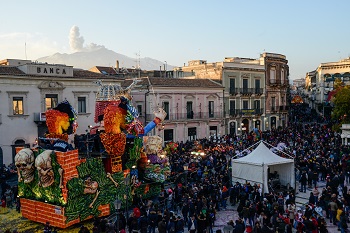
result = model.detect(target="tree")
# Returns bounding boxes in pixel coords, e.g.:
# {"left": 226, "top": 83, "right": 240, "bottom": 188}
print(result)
{"left": 334, "top": 78, "right": 345, "bottom": 90}
{"left": 332, "top": 87, "right": 350, "bottom": 126}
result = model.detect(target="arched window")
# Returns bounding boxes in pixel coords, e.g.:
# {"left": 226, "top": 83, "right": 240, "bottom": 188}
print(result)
{"left": 270, "top": 67, "right": 276, "bottom": 84}
{"left": 281, "top": 68, "right": 285, "bottom": 85}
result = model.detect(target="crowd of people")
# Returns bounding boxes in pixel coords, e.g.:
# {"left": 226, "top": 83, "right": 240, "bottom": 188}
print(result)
{"left": 2, "top": 104, "right": 350, "bottom": 233}
{"left": 89, "top": 105, "right": 350, "bottom": 233}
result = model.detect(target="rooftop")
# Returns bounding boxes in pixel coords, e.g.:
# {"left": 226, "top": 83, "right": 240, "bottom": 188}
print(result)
{"left": 122, "top": 77, "right": 223, "bottom": 88}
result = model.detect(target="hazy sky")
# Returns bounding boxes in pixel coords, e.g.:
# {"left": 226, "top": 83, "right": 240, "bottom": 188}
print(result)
{"left": 1, "top": 0, "right": 349, "bottom": 80}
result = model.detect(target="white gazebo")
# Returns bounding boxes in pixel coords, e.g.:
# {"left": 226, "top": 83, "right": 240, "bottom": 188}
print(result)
{"left": 231, "top": 141, "right": 295, "bottom": 193}
{"left": 341, "top": 124, "right": 350, "bottom": 145}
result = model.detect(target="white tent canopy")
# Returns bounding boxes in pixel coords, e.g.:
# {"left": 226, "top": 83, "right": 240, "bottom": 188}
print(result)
{"left": 231, "top": 141, "right": 295, "bottom": 193}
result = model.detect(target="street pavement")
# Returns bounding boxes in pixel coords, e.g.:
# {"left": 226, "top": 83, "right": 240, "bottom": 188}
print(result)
{"left": 210, "top": 180, "right": 345, "bottom": 233}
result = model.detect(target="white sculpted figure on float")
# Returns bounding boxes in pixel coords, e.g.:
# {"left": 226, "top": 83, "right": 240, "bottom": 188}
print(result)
{"left": 144, "top": 136, "right": 163, "bottom": 154}
{"left": 35, "top": 150, "right": 55, "bottom": 188}
{"left": 154, "top": 108, "right": 167, "bottom": 121}
{"left": 15, "top": 148, "right": 35, "bottom": 183}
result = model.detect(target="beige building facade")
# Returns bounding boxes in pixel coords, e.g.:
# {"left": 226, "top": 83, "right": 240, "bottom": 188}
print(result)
{"left": 173, "top": 52, "right": 290, "bottom": 134}
{"left": 0, "top": 59, "right": 121, "bottom": 166}
{"left": 304, "top": 57, "right": 350, "bottom": 116}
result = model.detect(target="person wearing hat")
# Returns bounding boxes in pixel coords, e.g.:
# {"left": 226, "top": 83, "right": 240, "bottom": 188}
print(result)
{"left": 221, "top": 185, "right": 229, "bottom": 210}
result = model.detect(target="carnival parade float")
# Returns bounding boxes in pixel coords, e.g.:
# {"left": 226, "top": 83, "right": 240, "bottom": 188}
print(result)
{"left": 16, "top": 80, "right": 169, "bottom": 228}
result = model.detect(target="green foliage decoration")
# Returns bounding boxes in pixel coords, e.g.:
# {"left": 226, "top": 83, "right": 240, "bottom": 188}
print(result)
{"left": 134, "top": 183, "right": 161, "bottom": 200}
{"left": 65, "top": 158, "right": 128, "bottom": 223}
{"left": 126, "top": 137, "right": 142, "bottom": 169}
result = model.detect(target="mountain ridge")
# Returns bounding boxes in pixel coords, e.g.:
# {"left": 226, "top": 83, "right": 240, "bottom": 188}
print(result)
{"left": 37, "top": 47, "right": 174, "bottom": 71}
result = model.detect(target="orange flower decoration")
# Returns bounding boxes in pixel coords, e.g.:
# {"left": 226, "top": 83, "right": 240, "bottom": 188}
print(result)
{"left": 46, "top": 109, "right": 70, "bottom": 135}
{"left": 144, "top": 184, "right": 150, "bottom": 194}
{"left": 103, "top": 102, "right": 127, "bottom": 134}
{"left": 100, "top": 132, "right": 126, "bottom": 156}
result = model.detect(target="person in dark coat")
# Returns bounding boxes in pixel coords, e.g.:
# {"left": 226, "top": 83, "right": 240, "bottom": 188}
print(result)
{"left": 158, "top": 218, "right": 167, "bottom": 233}
{"left": 233, "top": 219, "right": 245, "bottom": 233}
{"left": 197, "top": 213, "right": 207, "bottom": 233}
{"left": 181, "top": 202, "right": 189, "bottom": 226}
{"left": 299, "top": 170, "right": 307, "bottom": 193}
{"left": 167, "top": 217, "right": 176, "bottom": 233}
{"left": 148, "top": 209, "right": 158, "bottom": 233}
{"left": 127, "top": 213, "right": 139, "bottom": 233}
{"left": 175, "top": 216, "right": 184, "bottom": 233}
{"left": 115, "top": 212, "right": 126, "bottom": 232}
{"left": 139, "top": 213, "right": 149, "bottom": 233}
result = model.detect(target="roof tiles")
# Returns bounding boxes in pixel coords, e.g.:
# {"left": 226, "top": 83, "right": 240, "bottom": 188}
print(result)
{"left": 122, "top": 77, "right": 223, "bottom": 88}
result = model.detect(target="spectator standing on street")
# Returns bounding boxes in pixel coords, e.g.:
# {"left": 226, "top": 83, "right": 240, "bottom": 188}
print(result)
{"left": 148, "top": 209, "right": 158, "bottom": 233}
{"left": 158, "top": 218, "right": 167, "bottom": 233}
{"left": 139, "top": 212, "right": 149, "bottom": 233}
{"left": 187, "top": 215, "right": 197, "bottom": 233}
{"left": 328, "top": 198, "right": 338, "bottom": 225}
{"left": 4, "top": 188, "right": 12, "bottom": 208}
{"left": 175, "top": 216, "right": 184, "bottom": 233}
{"left": 221, "top": 185, "right": 228, "bottom": 210}
{"left": 299, "top": 170, "right": 307, "bottom": 193}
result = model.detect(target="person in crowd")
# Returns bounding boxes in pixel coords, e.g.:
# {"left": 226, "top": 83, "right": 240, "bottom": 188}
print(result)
{"left": 6, "top": 104, "right": 346, "bottom": 233}
{"left": 139, "top": 212, "right": 149, "bottom": 233}
{"left": 4, "top": 188, "right": 12, "bottom": 208}
{"left": 299, "top": 170, "right": 308, "bottom": 193}
{"left": 186, "top": 215, "right": 196, "bottom": 233}
{"left": 158, "top": 218, "right": 167, "bottom": 233}
{"left": 328, "top": 197, "right": 338, "bottom": 225}
{"left": 148, "top": 208, "right": 158, "bottom": 233}
{"left": 175, "top": 216, "right": 184, "bottom": 233}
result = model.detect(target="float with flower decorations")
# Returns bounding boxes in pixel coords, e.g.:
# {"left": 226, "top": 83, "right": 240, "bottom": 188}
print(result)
{"left": 16, "top": 79, "right": 169, "bottom": 228}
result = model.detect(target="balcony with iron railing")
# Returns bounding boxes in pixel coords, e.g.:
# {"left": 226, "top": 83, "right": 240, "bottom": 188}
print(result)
{"left": 270, "top": 106, "right": 277, "bottom": 112}
{"left": 230, "top": 88, "right": 264, "bottom": 95}
{"left": 254, "top": 88, "right": 264, "bottom": 95}
{"left": 268, "top": 80, "right": 288, "bottom": 87}
{"left": 279, "top": 105, "right": 289, "bottom": 111}
{"left": 229, "top": 108, "right": 264, "bottom": 116}
{"left": 146, "top": 111, "right": 224, "bottom": 122}
{"left": 240, "top": 88, "right": 254, "bottom": 95}
{"left": 229, "top": 88, "right": 240, "bottom": 96}
{"left": 269, "top": 106, "right": 289, "bottom": 112}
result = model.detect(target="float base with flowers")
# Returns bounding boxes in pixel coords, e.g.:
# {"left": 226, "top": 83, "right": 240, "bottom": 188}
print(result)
{"left": 17, "top": 80, "right": 169, "bottom": 228}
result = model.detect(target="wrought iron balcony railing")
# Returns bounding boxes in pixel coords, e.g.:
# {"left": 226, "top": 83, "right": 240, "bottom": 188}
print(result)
{"left": 229, "top": 108, "right": 264, "bottom": 116}
{"left": 146, "top": 111, "right": 224, "bottom": 122}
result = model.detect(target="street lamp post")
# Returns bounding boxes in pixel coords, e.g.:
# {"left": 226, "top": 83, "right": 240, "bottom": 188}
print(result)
{"left": 114, "top": 198, "right": 122, "bottom": 233}
{"left": 124, "top": 175, "right": 131, "bottom": 219}
{"left": 85, "top": 125, "right": 93, "bottom": 158}
{"left": 183, "top": 163, "right": 188, "bottom": 185}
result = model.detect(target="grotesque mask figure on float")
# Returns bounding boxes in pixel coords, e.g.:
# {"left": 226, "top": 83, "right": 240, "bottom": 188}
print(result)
{"left": 15, "top": 148, "right": 35, "bottom": 184}
{"left": 35, "top": 150, "right": 55, "bottom": 188}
